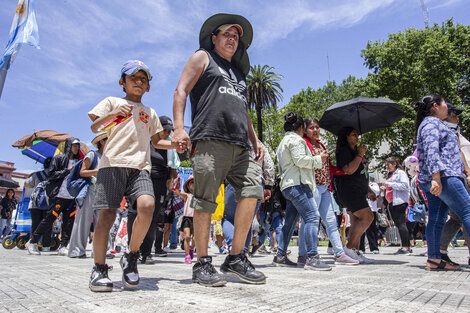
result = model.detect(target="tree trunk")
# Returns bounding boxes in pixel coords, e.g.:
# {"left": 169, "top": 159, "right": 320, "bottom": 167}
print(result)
{"left": 256, "top": 104, "right": 263, "bottom": 142}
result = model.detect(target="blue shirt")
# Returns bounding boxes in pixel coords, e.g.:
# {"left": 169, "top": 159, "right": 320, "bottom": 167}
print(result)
{"left": 417, "top": 116, "right": 464, "bottom": 183}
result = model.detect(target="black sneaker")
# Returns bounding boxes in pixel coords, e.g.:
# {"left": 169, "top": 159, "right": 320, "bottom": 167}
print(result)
{"left": 249, "top": 242, "right": 263, "bottom": 256}
{"left": 154, "top": 249, "right": 168, "bottom": 257}
{"left": 140, "top": 254, "right": 156, "bottom": 265}
{"left": 120, "top": 251, "right": 140, "bottom": 289}
{"left": 192, "top": 256, "right": 227, "bottom": 287}
{"left": 272, "top": 255, "right": 297, "bottom": 267}
{"left": 220, "top": 252, "right": 266, "bottom": 284}
{"left": 394, "top": 248, "right": 412, "bottom": 255}
{"left": 441, "top": 253, "right": 459, "bottom": 266}
{"left": 89, "top": 264, "right": 113, "bottom": 292}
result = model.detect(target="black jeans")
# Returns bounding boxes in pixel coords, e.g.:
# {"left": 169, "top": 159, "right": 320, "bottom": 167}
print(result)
{"left": 360, "top": 212, "right": 379, "bottom": 252}
{"left": 389, "top": 203, "right": 410, "bottom": 247}
{"left": 31, "top": 197, "right": 75, "bottom": 247}
{"left": 29, "top": 208, "right": 51, "bottom": 247}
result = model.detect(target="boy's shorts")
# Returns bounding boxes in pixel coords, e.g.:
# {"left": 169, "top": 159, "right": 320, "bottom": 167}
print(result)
{"left": 93, "top": 167, "right": 154, "bottom": 210}
{"left": 190, "top": 140, "right": 263, "bottom": 214}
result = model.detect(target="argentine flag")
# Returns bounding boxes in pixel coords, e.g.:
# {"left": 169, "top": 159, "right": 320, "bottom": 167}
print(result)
{"left": 0, "top": 0, "right": 40, "bottom": 69}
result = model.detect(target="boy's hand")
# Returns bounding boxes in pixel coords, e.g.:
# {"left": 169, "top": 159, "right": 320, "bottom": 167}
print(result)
{"left": 113, "top": 104, "right": 134, "bottom": 117}
{"left": 172, "top": 128, "right": 190, "bottom": 153}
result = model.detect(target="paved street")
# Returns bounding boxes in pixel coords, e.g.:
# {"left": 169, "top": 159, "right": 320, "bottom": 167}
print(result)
{"left": 1, "top": 245, "right": 469, "bottom": 313}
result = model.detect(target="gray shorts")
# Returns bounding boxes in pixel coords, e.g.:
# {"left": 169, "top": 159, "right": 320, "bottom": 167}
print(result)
{"left": 190, "top": 140, "right": 263, "bottom": 214}
{"left": 93, "top": 167, "right": 154, "bottom": 210}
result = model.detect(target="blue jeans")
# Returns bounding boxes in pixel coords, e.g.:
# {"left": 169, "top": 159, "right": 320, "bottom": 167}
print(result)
{"left": 0, "top": 218, "right": 12, "bottom": 239}
{"left": 169, "top": 218, "right": 178, "bottom": 248}
{"left": 277, "top": 184, "right": 319, "bottom": 258}
{"left": 222, "top": 184, "right": 261, "bottom": 252}
{"left": 299, "top": 185, "right": 344, "bottom": 257}
{"left": 258, "top": 211, "right": 283, "bottom": 247}
{"left": 421, "top": 177, "right": 470, "bottom": 259}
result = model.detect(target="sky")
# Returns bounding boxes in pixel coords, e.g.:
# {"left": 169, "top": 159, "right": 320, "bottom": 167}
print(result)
{"left": 0, "top": 0, "right": 469, "bottom": 173}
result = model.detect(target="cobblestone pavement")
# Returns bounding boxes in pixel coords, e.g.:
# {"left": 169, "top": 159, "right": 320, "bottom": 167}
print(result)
{"left": 1, "top": 244, "right": 469, "bottom": 313}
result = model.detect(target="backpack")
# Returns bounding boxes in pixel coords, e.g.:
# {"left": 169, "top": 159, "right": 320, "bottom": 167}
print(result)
{"left": 32, "top": 181, "right": 49, "bottom": 210}
{"left": 331, "top": 175, "right": 345, "bottom": 208}
{"left": 412, "top": 203, "right": 426, "bottom": 223}
{"left": 67, "top": 151, "right": 98, "bottom": 198}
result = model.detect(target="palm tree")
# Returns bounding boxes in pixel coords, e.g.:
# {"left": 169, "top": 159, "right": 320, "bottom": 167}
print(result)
{"left": 246, "top": 65, "right": 283, "bottom": 142}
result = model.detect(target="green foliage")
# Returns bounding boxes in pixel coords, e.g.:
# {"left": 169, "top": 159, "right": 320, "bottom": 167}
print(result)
{"left": 246, "top": 65, "right": 284, "bottom": 142}
{"left": 179, "top": 159, "right": 192, "bottom": 168}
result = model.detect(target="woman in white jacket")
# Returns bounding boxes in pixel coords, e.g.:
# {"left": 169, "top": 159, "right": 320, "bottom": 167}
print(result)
{"left": 381, "top": 157, "right": 411, "bottom": 254}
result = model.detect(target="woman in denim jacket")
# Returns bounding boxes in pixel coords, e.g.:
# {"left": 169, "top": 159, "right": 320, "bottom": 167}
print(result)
{"left": 381, "top": 157, "right": 411, "bottom": 254}
{"left": 415, "top": 94, "right": 470, "bottom": 271}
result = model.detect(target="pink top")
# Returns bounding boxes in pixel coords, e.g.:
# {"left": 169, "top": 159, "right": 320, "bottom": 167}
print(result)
{"left": 385, "top": 177, "right": 393, "bottom": 204}
{"left": 183, "top": 194, "right": 194, "bottom": 217}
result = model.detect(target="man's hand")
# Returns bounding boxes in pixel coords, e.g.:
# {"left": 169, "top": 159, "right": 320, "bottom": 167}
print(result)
{"left": 172, "top": 128, "right": 191, "bottom": 153}
{"left": 112, "top": 104, "right": 134, "bottom": 117}
{"left": 253, "top": 142, "right": 264, "bottom": 162}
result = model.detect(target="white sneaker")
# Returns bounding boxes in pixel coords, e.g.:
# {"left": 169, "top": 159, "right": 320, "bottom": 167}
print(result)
{"left": 343, "top": 246, "right": 361, "bottom": 263}
{"left": 163, "top": 246, "right": 171, "bottom": 253}
{"left": 58, "top": 246, "right": 68, "bottom": 256}
{"left": 41, "top": 247, "right": 50, "bottom": 252}
{"left": 26, "top": 240, "right": 41, "bottom": 255}
{"left": 356, "top": 249, "right": 374, "bottom": 264}
{"left": 326, "top": 247, "right": 334, "bottom": 255}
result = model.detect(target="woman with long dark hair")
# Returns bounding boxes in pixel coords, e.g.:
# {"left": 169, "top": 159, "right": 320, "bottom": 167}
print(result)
{"left": 334, "top": 127, "right": 374, "bottom": 263}
{"left": 274, "top": 112, "right": 330, "bottom": 270}
{"left": 0, "top": 188, "right": 17, "bottom": 239}
{"left": 415, "top": 94, "right": 470, "bottom": 271}
{"left": 381, "top": 156, "right": 411, "bottom": 254}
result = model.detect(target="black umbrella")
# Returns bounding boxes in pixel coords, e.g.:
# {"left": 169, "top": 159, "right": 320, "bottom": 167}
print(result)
{"left": 319, "top": 97, "right": 406, "bottom": 136}
{"left": 0, "top": 176, "right": 20, "bottom": 188}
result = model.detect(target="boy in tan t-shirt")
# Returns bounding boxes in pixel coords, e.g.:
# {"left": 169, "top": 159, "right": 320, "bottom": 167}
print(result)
{"left": 88, "top": 60, "right": 176, "bottom": 292}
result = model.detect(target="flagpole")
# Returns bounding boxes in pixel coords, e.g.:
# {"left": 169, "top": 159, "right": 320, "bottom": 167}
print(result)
{"left": 0, "top": 55, "right": 11, "bottom": 100}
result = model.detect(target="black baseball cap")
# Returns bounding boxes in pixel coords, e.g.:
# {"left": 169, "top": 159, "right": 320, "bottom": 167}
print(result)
{"left": 447, "top": 102, "right": 464, "bottom": 115}
{"left": 159, "top": 115, "right": 173, "bottom": 131}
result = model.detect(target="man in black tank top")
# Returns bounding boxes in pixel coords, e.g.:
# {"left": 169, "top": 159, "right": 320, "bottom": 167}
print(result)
{"left": 172, "top": 13, "right": 266, "bottom": 287}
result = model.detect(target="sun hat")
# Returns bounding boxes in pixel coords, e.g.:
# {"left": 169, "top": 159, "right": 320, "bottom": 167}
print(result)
{"left": 183, "top": 175, "right": 194, "bottom": 193}
{"left": 446, "top": 102, "right": 464, "bottom": 115}
{"left": 121, "top": 60, "right": 152, "bottom": 81}
{"left": 91, "top": 131, "right": 108, "bottom": 148}
{"left": 199, "top": 13, "right": 253, "bottom": 76}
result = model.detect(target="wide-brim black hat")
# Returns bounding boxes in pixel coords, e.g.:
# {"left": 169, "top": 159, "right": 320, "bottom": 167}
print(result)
{"left": 199, "top": 13, "right": 253, "bottom": 76}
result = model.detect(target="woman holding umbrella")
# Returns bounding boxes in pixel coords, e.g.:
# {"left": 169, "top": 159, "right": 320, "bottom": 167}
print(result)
{"left": 415, "top": 94, "right": 470, "bottom": 271}
{"left": 335, "top": 127, "right": 374, "bottom": 264}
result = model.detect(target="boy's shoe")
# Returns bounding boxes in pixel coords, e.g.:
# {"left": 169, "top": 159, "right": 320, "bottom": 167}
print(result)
{"left": 326, "top": 247, "right": 335, "bottom": 255}
{"left": 394, "top": 248, "right": 412, "bottom": 255}
{"left": 304, "top": 255, "right": 332, "bottom": 271}
{"left": 257, "top": 246, "right": 270, "bottom": 254}
{"left": 219, "top": 246, "right": 228, "bottom": 254}
{"left": 26, "top": 240, "right": 41, "bottom": 255}
{"left": 189, "top": 248, "right": 194, "bottom": 259}
{"left": 335, "top": 253, "right": 360, "bottom": 265}
{"left": 120, "top": 251, "right": 140, "bottom": 289}
{"left": 356, "top": 249, "right": 374, "bottom": 264}
{"left": 372, "top": 250, "right": 380, "bottom": 254}
{"left": 192, "top": 256, "right": 227, "bottom": 287}
{"left": 57, "top": 246, "right": 68, "bottom": 256}
{"left": 343, "top": 246, "right": 361, "bottom": 263}
{"left": 185, "top": 254, "right": 192, "bottom": 264}
{"left": 89, "top": 264, "right": 113, "bottom": 292}
{"left": 272, "top": 255, "right": 297, "bottom": 267}
{"left": 140, "top": 254, "right": 156, "bottom": 265}
{"left": 250, "top": 242, "right": 263, "bottom": 256}
{"left": 106, "top": 252, "right": 115, "bottom": 259}
{"left": 220, "top": 252, "right": 266, "bottom": 284}
{"left": 41, "top": 247, "right": 50, "bottom": 252}
{"left": 297, "top": 255, "right": 307, "bottom": 267}
{"left": 154, "top": 249, "right": 168, "bottom": 257}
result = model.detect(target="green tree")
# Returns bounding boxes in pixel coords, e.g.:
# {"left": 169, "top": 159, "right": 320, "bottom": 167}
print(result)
{"left": 246, "top": 65, "right": 284, "bottom": 142}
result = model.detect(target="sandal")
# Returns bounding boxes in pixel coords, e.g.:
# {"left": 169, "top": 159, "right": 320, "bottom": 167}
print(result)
{"left": 425, "top": 259, "right": 461, "bottom": 271}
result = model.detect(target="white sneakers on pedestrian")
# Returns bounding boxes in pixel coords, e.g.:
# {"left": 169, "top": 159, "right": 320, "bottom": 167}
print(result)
{"left": 26, "top": 240, "right": 40, "bottom": 255}
{"left": 58, "top": 246, "right": 68, "bottom": 256}
{"left": 163, "top": 246, "right": 171, "bottom": 253}
{"left": 335, "top": 253, "right": 360, "bottom": 265}
{"left": 343, "top": 246, "right": 374, "bottom": 264}
{"left": 356, "top": 249, "right": 374, "bottom": 264}
{"left": 326, "top": 247, "right": 334, "bottom": 255}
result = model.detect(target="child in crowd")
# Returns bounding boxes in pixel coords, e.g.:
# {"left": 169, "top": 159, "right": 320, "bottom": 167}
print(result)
{"left": 175, "top": 176, "right": 195, "bottom": 263}
{"left": 87, "top": 60, "right": 176, "bottom": 292}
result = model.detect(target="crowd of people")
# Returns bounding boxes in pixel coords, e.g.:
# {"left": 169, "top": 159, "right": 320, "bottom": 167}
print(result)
{"left": 1, "top": 12, "right": 468, "bottom": 292}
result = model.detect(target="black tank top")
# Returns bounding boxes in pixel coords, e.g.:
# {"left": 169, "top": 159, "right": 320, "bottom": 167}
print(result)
{"left": 189, "top": 49, "right": 249, "bottom": 148}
